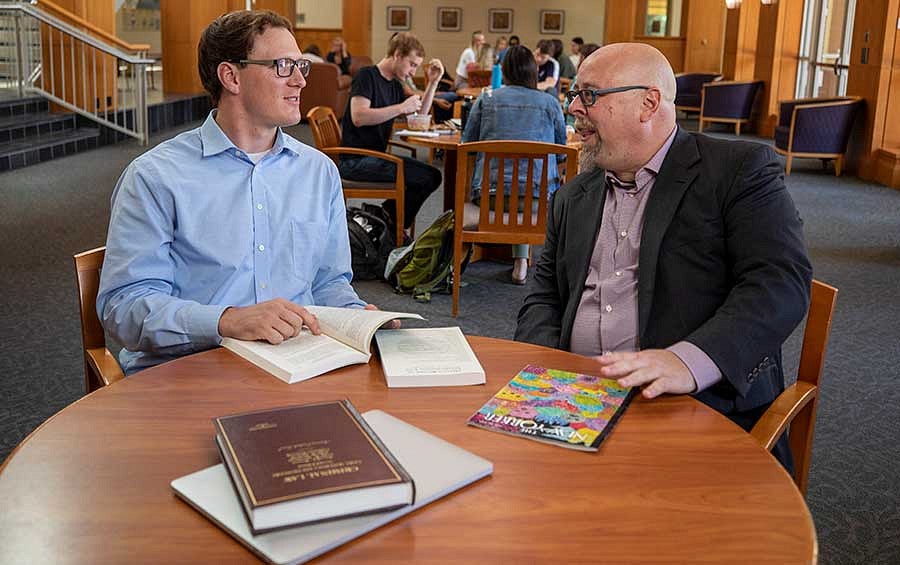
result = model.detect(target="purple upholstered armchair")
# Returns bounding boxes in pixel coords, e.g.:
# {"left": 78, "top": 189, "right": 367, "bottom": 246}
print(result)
{"left": 773, "top": 96, "right": 862, "bottom": 176}
{"left": 699, "top": 80, "right": 763, "bottom": 136}
{"left": 675, "top": 73, "right": 722, "bottom": 113}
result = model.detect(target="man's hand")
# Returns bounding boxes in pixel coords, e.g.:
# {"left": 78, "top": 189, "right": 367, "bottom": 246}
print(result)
{"left": 365, "top": 303, "right": 401, "bottom": 329}
{"left": 218, "top": 298, "right": 320, "bottom": 344}
{"left": 433, "top": 98, "right": 452, "bottom": 110}
{"left": 593, "top": 349, "right": 696, "bottom": 399}
{"left": 425, "top": 59, "right": 444, "bottom": 82}
{"left": 400, "top": 95, "right": 422, "bottom": 114}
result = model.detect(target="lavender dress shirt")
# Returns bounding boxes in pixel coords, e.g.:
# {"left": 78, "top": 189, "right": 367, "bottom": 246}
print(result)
{"left": 569, "top": 128, "right": 722, "bottom": 392}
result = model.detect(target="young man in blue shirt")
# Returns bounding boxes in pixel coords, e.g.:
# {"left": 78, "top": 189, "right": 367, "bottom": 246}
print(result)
{"left": 98, "top": 10, "right": 380, "bottom": 374}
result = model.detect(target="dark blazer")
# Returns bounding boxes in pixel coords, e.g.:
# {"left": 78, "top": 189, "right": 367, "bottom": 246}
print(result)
{"left": 515, "top": 128, "right": 813, "bottom": 418}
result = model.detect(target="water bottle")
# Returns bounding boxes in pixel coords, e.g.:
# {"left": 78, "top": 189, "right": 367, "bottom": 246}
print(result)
{"left": 491, "top": 63, "right": 502, "bottom": 90}
{"left": 460, "top": 96, "right": 474, "bottom": 131}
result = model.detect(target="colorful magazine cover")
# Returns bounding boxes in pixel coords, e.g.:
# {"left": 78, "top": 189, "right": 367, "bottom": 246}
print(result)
{"left": 467, "top": 364, "right": 636, "bottom": 451}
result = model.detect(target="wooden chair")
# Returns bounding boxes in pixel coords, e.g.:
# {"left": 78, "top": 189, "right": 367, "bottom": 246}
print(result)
{"left": 751, "top": 279, "right": 838, "bottom": 496}
{"left": 306, "top": 106, "right": 409, "bottom": 245}
{"left": 698, "top": 80, "right": 762, "bottom": 135}
{"left": 772, "top": 96, "right": 862, "bottom": 176}
{"left": 452, "top": 141, "right": 578, "bottom": 317}
{"left": 73, "top": 247, "right": 124, "bottom": 395}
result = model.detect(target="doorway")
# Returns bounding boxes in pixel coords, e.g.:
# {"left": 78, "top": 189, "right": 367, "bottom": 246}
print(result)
{"left": 796, "top": 0, "right": 856, "bottom": 98}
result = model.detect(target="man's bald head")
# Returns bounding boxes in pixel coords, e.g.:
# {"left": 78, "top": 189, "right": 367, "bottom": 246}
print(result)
{"left": 570, "top": 43, "right": 678, "bottom": 178}
{"left": 582, "top": 43, "right": 676, "bottom": 103}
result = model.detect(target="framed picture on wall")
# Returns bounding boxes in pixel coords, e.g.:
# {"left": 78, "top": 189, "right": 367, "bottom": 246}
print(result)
{"left": 539, "top": 10, "right": 564, "bottom": 34}
{"left": 387, "top": 6, "right": 412, "bottom": 31}
{"left": 437, "top": 7, "right": 462, "bottom": 32}
{"left": 488, "top": 9, "right": 513, "bottom": 34}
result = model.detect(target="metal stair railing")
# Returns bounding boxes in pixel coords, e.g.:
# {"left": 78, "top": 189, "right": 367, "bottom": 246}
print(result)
{"left": 0, "top": 1, "right": 152, "bottom": 145}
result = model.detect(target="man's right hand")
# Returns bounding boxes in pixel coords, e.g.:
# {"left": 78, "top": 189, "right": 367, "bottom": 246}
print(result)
{"left": 400, "top": 95, "right": 422, "bottom": 114}
{"left": 218, "top": 298, "right": 320, "bottom": 344}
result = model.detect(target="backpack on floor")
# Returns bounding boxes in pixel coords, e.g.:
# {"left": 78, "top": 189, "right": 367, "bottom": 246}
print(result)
{"left": 385, "top": 210, "right": 471, "bottom": 302}
{"left": 347, "top": 205, "right": 395, "bottom": 280}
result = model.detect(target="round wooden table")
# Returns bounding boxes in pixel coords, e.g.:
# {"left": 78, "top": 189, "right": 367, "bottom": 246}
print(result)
{"left": 0, "top": 337, "right": 817, "bottom": 563}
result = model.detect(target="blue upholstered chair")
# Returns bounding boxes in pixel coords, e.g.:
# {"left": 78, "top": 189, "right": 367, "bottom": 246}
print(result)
{"left": 773, "top": 96, "right": 862, "bottom": 176}
{"left": 675, "top": 73, "right": 722, "bottom": 113}
{"left": 699, "top": 80, "right": 763, "bottom": 136}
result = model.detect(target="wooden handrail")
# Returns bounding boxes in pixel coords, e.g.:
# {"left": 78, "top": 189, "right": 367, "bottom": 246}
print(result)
{"left": 36, "top": 0, "right": 151, "bottom": 54}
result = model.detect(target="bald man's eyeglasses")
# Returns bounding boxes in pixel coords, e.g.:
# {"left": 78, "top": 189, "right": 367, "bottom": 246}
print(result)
{"left": 565, "top": 85, "right": 650, "bottom": 107}
{"left": 231, "top": 57, "right": 311, "bottom": 78}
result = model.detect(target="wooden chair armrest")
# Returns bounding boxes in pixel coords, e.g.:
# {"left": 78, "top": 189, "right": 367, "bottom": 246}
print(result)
{"left": 319, "top": 147, "right": 404, "bottom": 166}
{"left": 86, "top": 347, "right": 125, "bottom": 387}
{"left": 703, "top": 79, "right": 759, "bottom": 88}
{"left": 750, "top": 382, "right": 817, "bottom": 451}
{"left": 387, "top": 140, "right": 418, "bottom": 157}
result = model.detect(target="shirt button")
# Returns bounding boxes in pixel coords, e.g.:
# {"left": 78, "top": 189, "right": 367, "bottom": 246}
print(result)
{"left": 260, "top": 282, "right": 267, "bottom": 289}
{"left": 258, "top": 244, "right": 265, "bottom": 252}
{"left": 603, "top": 350, "right": 612, "bottom": 356}
{"left": 628, "top": 193, "right": 635, "bottom": 198}
{"left": 615, "top": 270, "right": 622, "bottom": 277}
{"left": 620, "top": 230, "right": 627, "bottom": 238}
{"left": 256, "top": 203, "right": 263, "bottom": 210}
{"left": 605, "top": 304, "right": 612, "bottom": 313}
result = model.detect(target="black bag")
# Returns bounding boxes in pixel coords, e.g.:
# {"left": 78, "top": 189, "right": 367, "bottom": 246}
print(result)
{"left": 346, "top": 204, "right": 396, "bottom": 280}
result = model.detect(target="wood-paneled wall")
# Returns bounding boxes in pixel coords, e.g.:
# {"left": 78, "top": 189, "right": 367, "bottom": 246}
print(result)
{"left": 721, "top": 0, "right": 758, "bottom": 80}
{"left": 342, "top": 0, "right": 371, "bottom": 58}
{"left": 849, "top": 0, "right": 900, "bottom": 188}
{"left": 681, "top": 0, "right": 726, "bottom": 72}
{"left": 753, "top": 0, "right": 804, "bottom": 137}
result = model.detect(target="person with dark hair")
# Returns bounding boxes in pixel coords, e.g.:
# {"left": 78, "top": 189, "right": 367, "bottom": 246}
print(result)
{"left": 460, "top": 45, "right": 567, "bottom": 285}
{"left": 98, "top": 10, "right": 378, "bottom": 374}
{"left": 338, "top": 32, "right": 444, "bottom": 234}
{"left": 534, "top": 39, "right": 560, "bottom": 97}
{"left": 552, "top": 38, "right": 576, "bottom": 80}
{"left": 569, "top": 36, "right": 584, "bottom": 69}
{"left": 326, "top": 36, "right": 352, "bottom": 75}
{"left": 564, "top": 42, "right": 601, "bottom": 126}
{"left": 508, "top": 35, "right": 520, "bottom": 47}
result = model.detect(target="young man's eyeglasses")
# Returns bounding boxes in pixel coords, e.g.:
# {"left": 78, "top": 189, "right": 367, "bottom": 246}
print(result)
{"left": 565, "top": 85, "right": 651, "bottom": 107}
{"left": 231, "top": 58, "right": 311, "bottom": 78}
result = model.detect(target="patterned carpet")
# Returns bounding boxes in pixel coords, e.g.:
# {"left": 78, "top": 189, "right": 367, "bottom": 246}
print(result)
{"left": 0, "top": 119, "right": 898, "bottom": 564}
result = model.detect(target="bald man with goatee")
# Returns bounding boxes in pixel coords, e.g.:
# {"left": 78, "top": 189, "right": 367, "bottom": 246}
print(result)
{"left": 515, "top": 43, "right": 812, "bottom": 471}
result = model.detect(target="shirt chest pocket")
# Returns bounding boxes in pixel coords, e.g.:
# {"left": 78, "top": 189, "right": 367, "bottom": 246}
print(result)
{"left": 291, "top": 220, "right": 326, "bottom": 283}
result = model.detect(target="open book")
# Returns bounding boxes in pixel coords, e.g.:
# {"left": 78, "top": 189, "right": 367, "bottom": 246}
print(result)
{"left": 374, "top": 327, "right": 485, "bottom": 388}
{"left": 221, "top": 306, "right": 423, "bottom": 384}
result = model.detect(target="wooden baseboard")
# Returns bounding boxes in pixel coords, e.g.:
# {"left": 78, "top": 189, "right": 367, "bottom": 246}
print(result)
{"left": 873, "top": 148, "right": 900, "bottom": 189}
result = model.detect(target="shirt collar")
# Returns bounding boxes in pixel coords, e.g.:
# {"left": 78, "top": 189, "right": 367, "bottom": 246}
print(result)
{"left": 199, "top": 110, "right": 302, "bottom": 159}
{"left": 605, "top": 126, "right": 678, "bottom": 191}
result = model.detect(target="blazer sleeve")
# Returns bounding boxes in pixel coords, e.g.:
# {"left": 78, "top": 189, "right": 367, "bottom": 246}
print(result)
{"left": 686, "top": 144, "right": 812, "bottom": 397}
{"left": 515, "top": 190, "right": 565, "bottom": 348}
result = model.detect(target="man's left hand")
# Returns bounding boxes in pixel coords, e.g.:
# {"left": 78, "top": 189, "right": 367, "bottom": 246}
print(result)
{"left": 592, "top": 349, "right": 696, "bottom": 399}
{"left": 365, "top": 303, "right": 401, "bottom": 329}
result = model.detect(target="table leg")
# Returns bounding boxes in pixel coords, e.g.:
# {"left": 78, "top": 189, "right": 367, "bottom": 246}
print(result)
{"left": 442, "top": 148, "right": 457, "bottom": 212}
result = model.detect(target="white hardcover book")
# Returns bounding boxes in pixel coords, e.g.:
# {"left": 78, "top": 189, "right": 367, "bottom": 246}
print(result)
{"left": 221, "top": 307, "right": 423, "bottom": 384}
{"left": 375, "top": 327, "right": 486, "bottom": 388}
{"left": 171, "top": 410, "right": 493, "bottom": 565}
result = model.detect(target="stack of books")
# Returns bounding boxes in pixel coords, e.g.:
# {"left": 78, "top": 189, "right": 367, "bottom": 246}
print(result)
{"left": 171, "top": 400, "right": 493, "bottom": 564}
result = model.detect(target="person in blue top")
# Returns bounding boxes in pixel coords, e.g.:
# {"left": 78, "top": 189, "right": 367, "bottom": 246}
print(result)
{"left": 460, "top": 45, "right": 567, "bottom": 285}
{"left": 97, "top": 10, "right": 386, "bottom": 375}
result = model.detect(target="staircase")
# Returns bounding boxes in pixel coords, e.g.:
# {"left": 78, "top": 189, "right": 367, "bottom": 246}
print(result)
{"left": 0, "top": 93, "right": 99, "bottom": 172}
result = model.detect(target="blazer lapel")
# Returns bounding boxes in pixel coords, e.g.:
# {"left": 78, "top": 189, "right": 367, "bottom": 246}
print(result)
{"left": 638, "top": 129, "right": 701, "bottom": 342}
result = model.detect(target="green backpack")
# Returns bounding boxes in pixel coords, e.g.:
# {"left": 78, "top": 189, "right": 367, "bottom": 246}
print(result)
{"left": 385, "top": 210, "right": 471, "bottom": 302}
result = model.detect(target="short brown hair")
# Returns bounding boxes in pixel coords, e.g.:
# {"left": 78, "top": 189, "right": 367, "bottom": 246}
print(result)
{"left": 198, "top": 10, "right": 292, "bottom": 105}
{"left": 386, "top": 32, "right": 424, "bottom": 58}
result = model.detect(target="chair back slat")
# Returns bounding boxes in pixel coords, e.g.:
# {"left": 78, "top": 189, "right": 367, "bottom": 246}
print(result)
{"left": 798, "top": 280, "right": 838, "bottom": 387}
{"left": 74, "top": 247, "right": 106, "bottom": 350}
{"left": 307, "top": 105, "right": 342, "bottom": 150}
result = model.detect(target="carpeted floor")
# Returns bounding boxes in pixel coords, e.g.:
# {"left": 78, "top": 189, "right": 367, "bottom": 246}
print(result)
{"left": 0, "top": 118, "right": 898, "bottom": 564}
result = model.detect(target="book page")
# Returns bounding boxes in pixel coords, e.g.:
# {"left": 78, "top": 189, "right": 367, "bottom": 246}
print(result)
{"left": 375, "top": 327, "right": 485, "bottom": 385}
{"left": 306, "top": 306, "right": 424, "bottom": 353}
{"left": 223, "top": 330, "right": 368, "bottom": 383}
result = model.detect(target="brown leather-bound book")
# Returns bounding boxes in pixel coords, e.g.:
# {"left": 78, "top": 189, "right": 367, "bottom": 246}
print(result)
{"left": 214, "top": 399, "right": 415, "bottom": 534}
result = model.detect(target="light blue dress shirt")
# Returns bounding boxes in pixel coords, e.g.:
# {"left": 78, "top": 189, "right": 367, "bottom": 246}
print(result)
{"left": 98, "top": 111, "right": 365, "bottom": 374}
